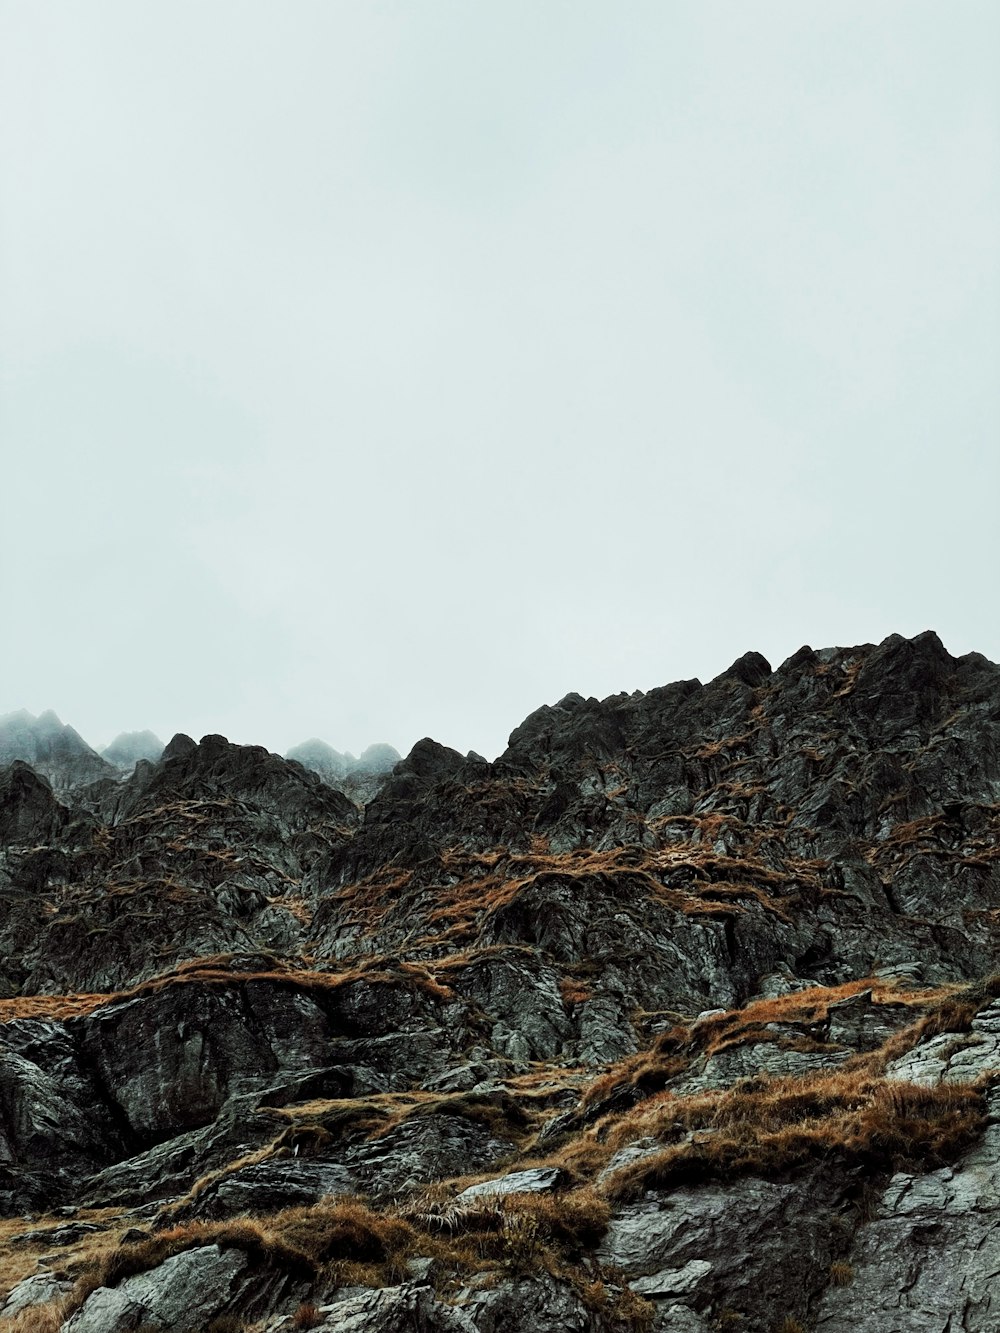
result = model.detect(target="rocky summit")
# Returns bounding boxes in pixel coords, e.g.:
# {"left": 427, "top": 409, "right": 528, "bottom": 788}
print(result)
{"left": 0, "top": 630, "right": 998, "bottom": 1333}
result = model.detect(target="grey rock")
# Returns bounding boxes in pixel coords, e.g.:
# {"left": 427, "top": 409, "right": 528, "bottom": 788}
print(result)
{"left": 600, "top": 1171, "right": 848, "bottom": 1331}
{"left": 1, "top": 1271, "right": 73, "bottom": 1316}
{"left": 62, "top": 1244, "right": 254, "bottom": 1331}
{"left": 454, "top": 1167, "right": 565, "bottom": 1203}
{"left": 347, "top": 1112, "right": 516, "bottom": 1200}
{"left": 421, "top": 1062, "right": 500, "bottom": 1094}
{"left": 752, "top": 969, "right": 821, "bottom": 999}
{"left": 308, "top": 1283, "right": 477, "bottom": 1331}
{"left": 464, "top": 1274, "right": 613, "bottom": 1332}
{"left": 76, "top": 982, "right": 339, "bottom": 1142}
{"left": 597, "top": 1137, "right": 663, "bottom": 1185}
{"left": 188, "top": 1157, "right": 356, "bottom": 1219}
{"left": 630, "top": 1259, "right": 713, "bottom": 1298}
{"left": 651, "top": 1308, "right": 710, "bottom": 1333}
{"left": 885, "top": 998, "right": 1000, "bottom": 1086}
{"left": 674, "top": 1038, "right": 848, "bottom": 1095}
{"left": 825, "top": 989, "right": 913, "bottom": 1050}
{"left": 815, "top": 1112, "right": 1000, "bottom": 1332}
{"left": 453, "top": 951, "right": 572, "bottom": 1062}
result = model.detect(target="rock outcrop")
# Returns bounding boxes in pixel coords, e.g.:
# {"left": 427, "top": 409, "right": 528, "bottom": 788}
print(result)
{"left": 0, "top": 631, "right": 997, "bottom": 1332}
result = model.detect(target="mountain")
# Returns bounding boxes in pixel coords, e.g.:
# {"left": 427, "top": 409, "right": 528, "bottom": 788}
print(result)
{"left": 0, "top": 707, "right": 115, "bottom": 792}
{"left": 101, "top": 730, "right": 165, "bottom": 771}
{"left": 285, "top": 739, "right": 401, "bottom": 780}
{"left": 285, "top": 737, "right": 351, "bottom": 780}
{"left": 286, "top": 738, "right": 401, "bottom": 799}
{"left": 0, "top": 631, "right": 996, "bottom": 1332}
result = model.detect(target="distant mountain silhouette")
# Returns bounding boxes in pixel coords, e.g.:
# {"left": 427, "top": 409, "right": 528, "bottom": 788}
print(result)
{"left": 101, "top": 730, "right": 165, "bottom": 770}
{"left": 0, "top": 709, "right": 114, "bottom": 791}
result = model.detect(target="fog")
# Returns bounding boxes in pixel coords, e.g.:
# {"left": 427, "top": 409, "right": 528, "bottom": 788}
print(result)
{"left": 2, "top": 2, "right": 997, "bottom": 759}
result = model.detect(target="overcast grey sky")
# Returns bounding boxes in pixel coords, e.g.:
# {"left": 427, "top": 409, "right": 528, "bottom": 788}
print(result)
{"left": 2, "top": 2, "right": 998, "bottom": 760}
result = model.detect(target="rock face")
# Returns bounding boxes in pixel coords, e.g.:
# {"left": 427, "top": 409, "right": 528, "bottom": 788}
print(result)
{"left": 814, "top": 1087, "right": 1000, "bottom": 1333}
{"left": 0, "top": 631, "right": 997, "bottom": 1332}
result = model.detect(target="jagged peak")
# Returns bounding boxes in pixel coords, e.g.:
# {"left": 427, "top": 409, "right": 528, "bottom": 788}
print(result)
{"left": 712, "top": 650, "right": 773, "bottom": 688}
{"left": 101, "top": 730, "right": 164, "bottom": 769}
{"left": 286, "top": 738, "right": 400, "bottom": 781}
{"left": 162, "top": 732, "right": 197, "bottom": 760}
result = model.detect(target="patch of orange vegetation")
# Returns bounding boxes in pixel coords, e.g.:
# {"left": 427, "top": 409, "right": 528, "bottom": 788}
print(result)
{"left": 559, "top": 977, "right": 594, "bottom": 1008}
{"left": 601, "top": 1068, "right": 984, "bottom": 1201}
{"left": 0, "top": 952, "right": 454, "bottom": 1025}
{"left": 580, "top": 976, "right": 960, "bottom": 1111}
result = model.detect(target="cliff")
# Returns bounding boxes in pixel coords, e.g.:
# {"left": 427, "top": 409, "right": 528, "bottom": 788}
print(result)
{"left": 0, "top": 631, "right": 997, "bottom": 1332}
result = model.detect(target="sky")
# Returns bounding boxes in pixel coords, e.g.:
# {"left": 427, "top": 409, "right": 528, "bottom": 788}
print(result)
{"left": 1, "top": 2, "right": 998, "bottom": 760}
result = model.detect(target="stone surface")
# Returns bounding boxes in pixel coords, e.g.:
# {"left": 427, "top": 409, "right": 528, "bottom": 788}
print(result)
{"left": 886, "top": 997, "right": 1000, "bottom": 1086}
{"left": 188, "top": 1157, "right": 357, "bottom": 1219}
{"left": 464, "top": 1274, "right": 612, "bottom": 1332}
{"left": 453, "top": 1167, "right": 565, "bottom": 1202}
{"left": 305, "top": 1283, "right": 477, "bottom": 1331}
{"left": 63, "top": 1244, "right": 255, "bottom": 1331}
{"left": 599, "top": 1170, "right": 848, "bottom": 1331}
{"left": 815, "top": 1096, "right": 1000, "bottom": 1333}
{"left": 0, "top": 1271, "right": 72, "bottom": 1316}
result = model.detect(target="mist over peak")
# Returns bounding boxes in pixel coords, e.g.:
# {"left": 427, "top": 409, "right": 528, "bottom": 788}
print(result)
{"left": 285, "top": 737, "right": 401, "bottom": 798}
{"left": 0, "top": 708, "right": 113, "bottom": 791}
{"left": 101, "top": 730, "right": 165, "bottom": 770}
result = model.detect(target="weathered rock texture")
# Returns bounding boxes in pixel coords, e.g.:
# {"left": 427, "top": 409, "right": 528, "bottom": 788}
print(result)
{"left": 0, "top": 631, "right": 996, "bottom": 1332}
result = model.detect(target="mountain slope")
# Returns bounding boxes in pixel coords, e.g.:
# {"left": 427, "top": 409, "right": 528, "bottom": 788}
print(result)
{"left": 0, "top": 631, "right": 997, "bottom": 1333}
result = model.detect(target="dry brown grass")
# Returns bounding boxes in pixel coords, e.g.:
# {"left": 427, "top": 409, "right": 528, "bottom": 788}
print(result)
{"left": 689, "top": 733, "right": 756, "bottom": 761}
{"left": 0, "top": 991, "right": 117, "bottom": 1022}
{"left": 0, "top": 1303, "right": 71, "bottom": 1333}
{"left": 501, "top": 1188, "right": 609, "bottom": 1252}
{"left": 276, "top": 896, "right": 313, "bottom": 927}
{"left": 559, "top": 976, "right": 594, "bottom": 1008}
{"left": 0, "top": 1209, "right": 129, "bottom": 1309}
{"left": 600, "top": 1070, "right": 986, "bottom": 1202}
{"left": 0, "top": 950, "right": 455, "bottom": 1024}
{"left": 320, "top": 827, "right": 830, "bottom": 955}
{"left": 0, "top": 1211, "right": 133, "bottom": 1333}
{"left": 580, "top": 975, "right": 961, "bottom": 1116}
{"left": 515, "top": 975, "right": 1000, "bottom": 1212}
{"left": 867, "top": 806, "right": 1000, "bottom": 871}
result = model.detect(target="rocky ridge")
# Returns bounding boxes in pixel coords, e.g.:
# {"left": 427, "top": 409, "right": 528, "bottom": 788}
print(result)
{"left": 0, "top": 630, "right": 996, "bottom": 1332}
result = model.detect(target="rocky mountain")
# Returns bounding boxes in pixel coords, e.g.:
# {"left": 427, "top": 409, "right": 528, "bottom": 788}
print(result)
{"left": 0, "top": 710, "right": 115, "bottom": 793}
{"left": 0, "top": 630, "right": 997, "bottom": 1332}
{"left": 286, "top": 740, "right": 401, "bottom": 802}
{"left": 101, "top": 732, "right": 165, "bottom": 772}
